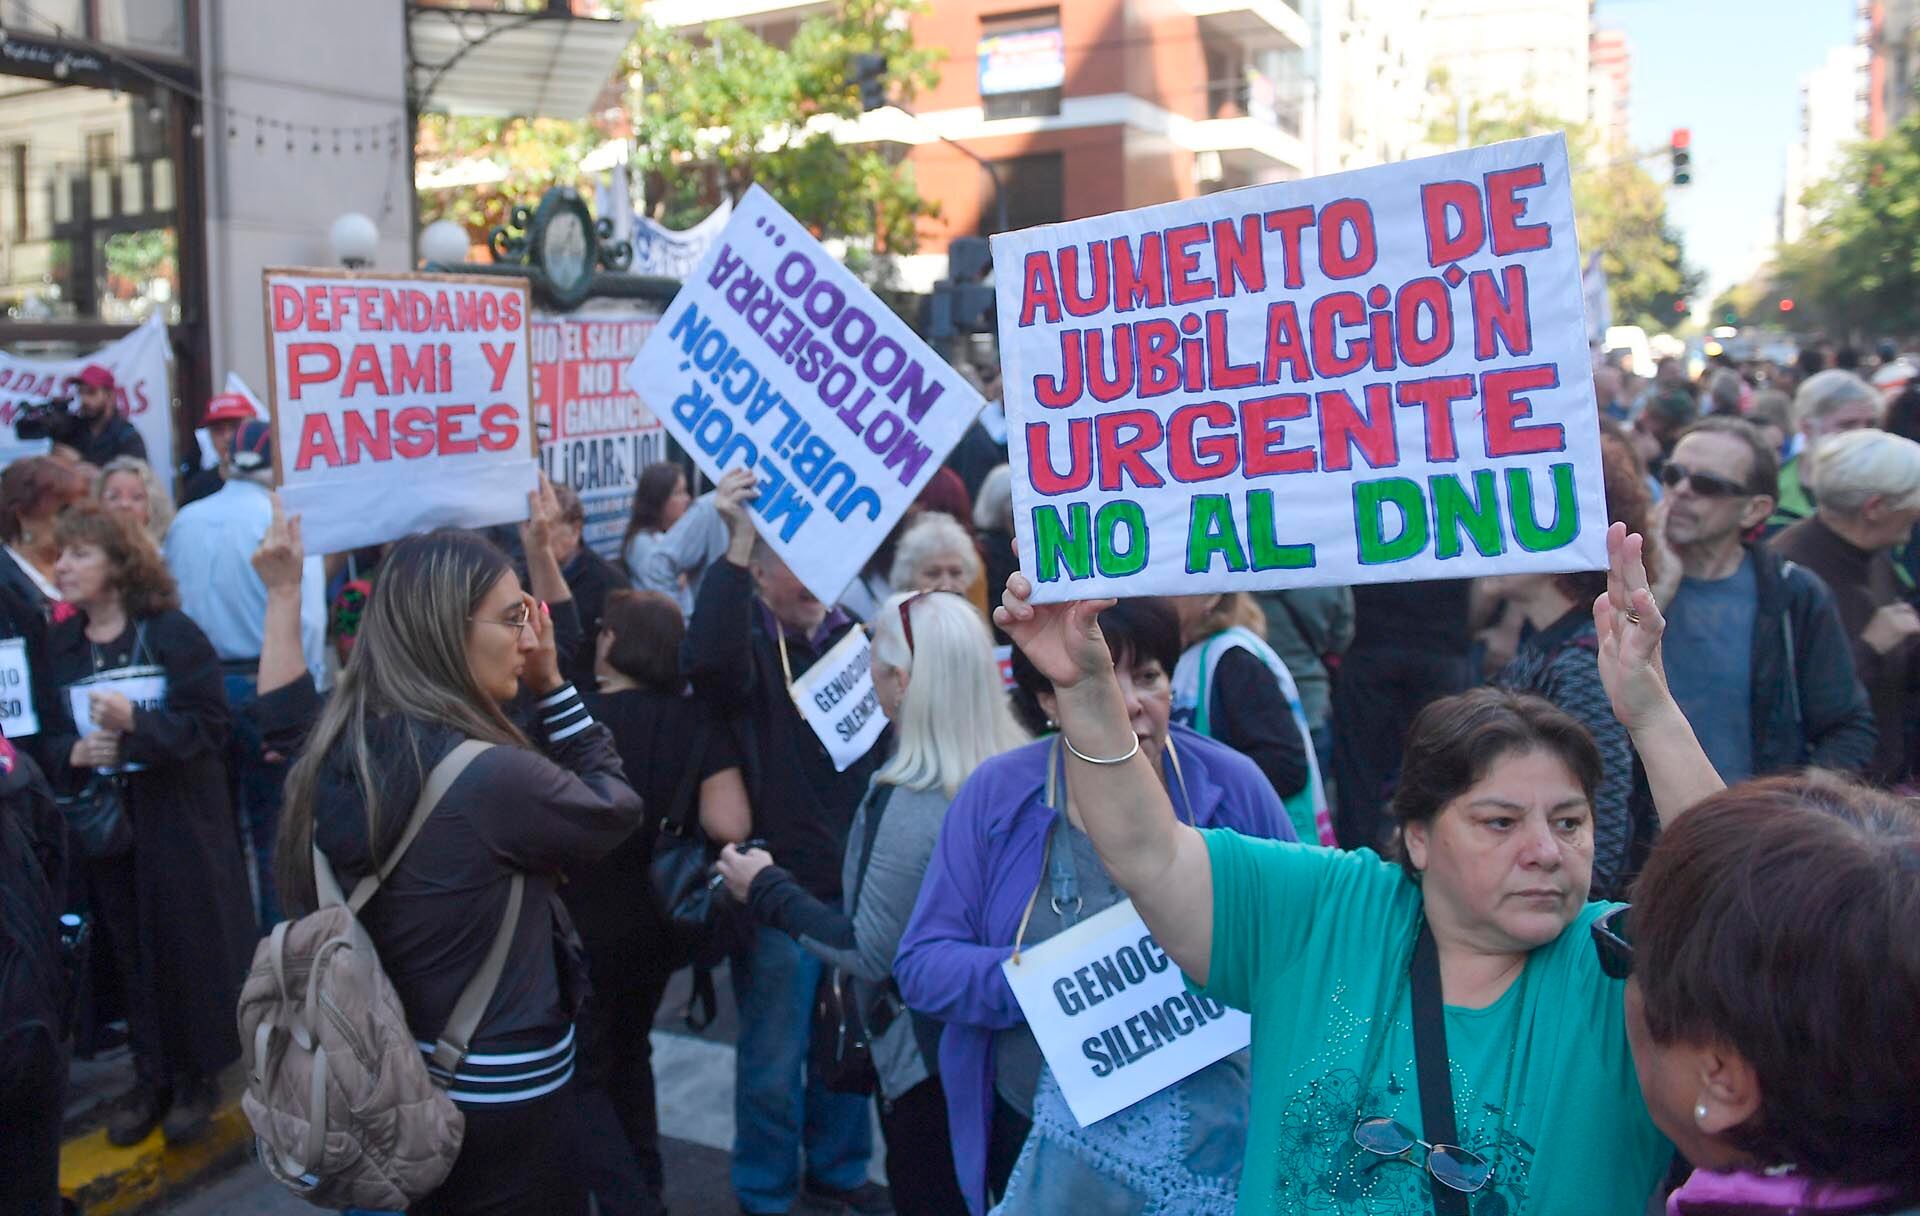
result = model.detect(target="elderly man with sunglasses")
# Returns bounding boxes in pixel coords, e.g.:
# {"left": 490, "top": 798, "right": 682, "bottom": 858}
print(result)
{"left": 1659, "top": 416, "right": 1875, "bottom": 783}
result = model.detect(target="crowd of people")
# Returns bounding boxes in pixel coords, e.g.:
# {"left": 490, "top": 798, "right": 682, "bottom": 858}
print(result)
{"left": 0, "top": 341, "right": 1916, "bottom": 1216}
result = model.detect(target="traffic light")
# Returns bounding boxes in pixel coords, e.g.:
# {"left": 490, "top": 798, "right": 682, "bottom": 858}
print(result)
{"left": 851, "top": 53, "right": 888, "bottom": 112}
{"left": 930, "top": 237, "right": 995, "bottom": 338}
{"left": 1674, "top": 299, "right": 1689, "bottom": 315}
{"left": 1779, "top": 298, "right": 1796, "bottom": 313}
{"left": 1670, "top": 128, "right": 1692, "bottom": 187}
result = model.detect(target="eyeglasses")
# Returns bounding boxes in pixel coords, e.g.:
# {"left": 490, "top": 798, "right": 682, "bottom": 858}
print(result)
{"left": 471, "top": 606, "right": 534, "bottom": 636}
{"left": 896, "top": 589, "right": 948, "bottom": 656}
{"left": 1591, "top": 904, "right": 1632, "bottom": 980}
{"left": 1660, "top": 462, "right": 1752, "bottom": 499}
{"left": 1350, "top": 1116, "right": 1493, "bottom": 1193}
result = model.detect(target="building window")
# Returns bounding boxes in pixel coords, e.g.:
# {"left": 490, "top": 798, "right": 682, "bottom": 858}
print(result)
{"left": 3, "top": 1, "right": 189, "bottom": 59}
{"left": 979, "top": 9, "right": 1063, "bottom": 120}
{"left": 7, "top": 144, "right": 25, "bottom": 241}
{"left": 988, "top": 152, "right": 1063, "bottom": 235}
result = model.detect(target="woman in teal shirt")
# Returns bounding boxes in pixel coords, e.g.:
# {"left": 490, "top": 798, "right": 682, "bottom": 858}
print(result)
{"left": 991, "top": 523, "right": 1725, "bottom": 1215}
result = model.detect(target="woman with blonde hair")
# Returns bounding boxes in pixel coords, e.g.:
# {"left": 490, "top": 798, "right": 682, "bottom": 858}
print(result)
{"left": 94, "top": 456, "right": 174, "bottom": 546}
{"left": 718, "top": 590, "right": 1026, "bottom": 1215}
{"left": 1170, "top": 590, "right": 1330, "bottom": 845}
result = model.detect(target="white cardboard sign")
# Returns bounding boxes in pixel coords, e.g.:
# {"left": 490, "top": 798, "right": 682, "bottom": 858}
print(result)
{"left": 67, "top": 666, "right": 166, "bottom": 774}
{"left": 263, "top": 269, "right": 540, "bottom": 554}
{"left": 0, "top": 313, "right": 174, "bottom": 475}
{"left": 625, "top": 185, "right": 984, "bottom": 606}
{"left": 992, "top": 133, "right": 1605, "bottom": 603}
{"left": 0, "top": 638, "right": 38, "bottom": 738}
{"left": 1001, "top": 898, "right": 1249, "bottom": 1126}
{"left": 788, "top": 628, "right": 887, "bottom": 772}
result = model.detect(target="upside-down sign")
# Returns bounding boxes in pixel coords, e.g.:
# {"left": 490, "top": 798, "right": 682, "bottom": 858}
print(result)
{"left": 264, "top": 269, "right": 540, "bottom": 555}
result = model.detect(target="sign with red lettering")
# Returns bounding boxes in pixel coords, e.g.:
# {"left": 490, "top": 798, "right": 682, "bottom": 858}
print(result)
{"left": 531, "top": 305, "right": 665, "bottom": 561}
{"left": 263, "top": 269, "right": 539, "bottom": 554}
{"left": 994, "top": 134, "right": 1605, "bottom": 602}
{"left": 0, "top": 314, "right": 173, "bottom": 474}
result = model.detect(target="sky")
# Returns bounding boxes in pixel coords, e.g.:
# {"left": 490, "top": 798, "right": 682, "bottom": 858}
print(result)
{"left": 1593, "top": 0, "right": 1857, "bottom": 303}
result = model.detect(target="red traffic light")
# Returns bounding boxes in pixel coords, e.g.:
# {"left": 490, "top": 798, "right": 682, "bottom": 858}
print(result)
{"left": 1779, "top": 298, "right": 1795, "bottom": 312}
{"left": 1671, "top": 127, "right": 1691, "bottom": 149}
{"left": 1674, "top": 299, "right": 1689, "bottom": 314}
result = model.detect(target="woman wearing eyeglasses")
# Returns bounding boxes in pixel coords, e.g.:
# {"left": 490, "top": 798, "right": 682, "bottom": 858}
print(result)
{"left": 275, "top": 529, "right": 644, "bottom": 1216}
{"left": 990, "top": 525, "right": 1725, "bottom": 1215}
{"left": 894, "top": 597, "right": 1293, "bottom": 1216}
{"left": 1612, "top": 778, "right": 1920, "bottom": 1215}
{"left": 715, "top": 589, "right": 1024, "bottom": 1215}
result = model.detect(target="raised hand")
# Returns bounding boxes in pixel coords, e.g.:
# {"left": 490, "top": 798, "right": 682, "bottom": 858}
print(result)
{"left": 714, "top": 467, "right": 761, "bottom": 562}
{"left": 520, "top": 472, "right": 561, "bottom": 559}
{"left": 521, "top": 593, "right": 563, "bottom": 694}
{"left": 993, "top": 570, "right": 1117, "bottom": 693}
{"left": 1593, "top": 521, "right": 1671, "bottom": 734}
{"left": 250, "top": 493, "right": 304, "bottom": 593}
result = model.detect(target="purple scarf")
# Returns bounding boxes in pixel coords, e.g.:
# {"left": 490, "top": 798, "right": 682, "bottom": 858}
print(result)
{"left": 1669, "top": 1170, "right": 1905, "bottom": 1215}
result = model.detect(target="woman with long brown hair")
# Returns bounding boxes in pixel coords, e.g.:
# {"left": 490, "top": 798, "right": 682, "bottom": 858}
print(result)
{"left": 43, "top": 503, "right": 253, "bottom": 1148}
{"left": 275, "top": 528, "right": 642, "bottom": 1215}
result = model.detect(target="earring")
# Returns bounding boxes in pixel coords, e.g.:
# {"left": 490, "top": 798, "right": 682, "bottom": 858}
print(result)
{"left": 1694, "top": 1101, "right": 1709, "bottom": 1124}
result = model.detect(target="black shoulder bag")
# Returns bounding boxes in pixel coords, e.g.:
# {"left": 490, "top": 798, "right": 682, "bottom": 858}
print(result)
{"left": 647, "top": 717, "right": 739, "bottom": 1030}
{"left": 1411, "top": 922, "right": 1472, "bottom": 1216}
{"left": 810, "top": 782, "right": 894, "bottom": 1095}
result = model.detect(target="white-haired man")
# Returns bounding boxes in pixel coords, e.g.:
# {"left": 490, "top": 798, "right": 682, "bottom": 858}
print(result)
{"left": 1769, "top": 368, "right": 1882, "bottom": 532}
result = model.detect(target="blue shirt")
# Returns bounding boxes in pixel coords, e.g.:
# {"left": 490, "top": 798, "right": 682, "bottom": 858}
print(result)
{"left": 1663, "top": 553, "right": 1757, "bottom": 781}
{"left": 164, "top": 478, "right": 329, "bottom": 688}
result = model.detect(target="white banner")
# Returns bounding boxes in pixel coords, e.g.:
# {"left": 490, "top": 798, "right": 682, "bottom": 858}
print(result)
{"left": 263, "top": 270, "right": 540, "bottom": 555}
{"left": 66, "top": 665, "right": 166, "bottom": 773}
{"left": 993, "top": 134, "right": 1605, "bottom": 603}
{"left": 788, "top": 628, "right": 887, "bottom": 772}
{"left": 0, "top": 313, "right": 174, "bottom": 474}
{"left": 1001, "top": 899, "right": 1249, "bottom": 1127}
{"left": 626, "top": 185, "right": 983, "bottom": 605}
{"left": 629, "top": 195, "right": 733, "bottom": 281}
{"left": 0, "top": 637, "right": 38, "bottom": 738}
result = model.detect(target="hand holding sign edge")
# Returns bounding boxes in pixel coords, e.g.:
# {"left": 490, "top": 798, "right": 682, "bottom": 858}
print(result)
{"left": 993, "top": 570, "right": 1117, "bottom": 696}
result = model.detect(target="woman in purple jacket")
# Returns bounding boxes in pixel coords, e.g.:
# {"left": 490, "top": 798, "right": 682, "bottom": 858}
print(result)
{"left": 894, "top": 598, "right": 1292, "bottom": 1215}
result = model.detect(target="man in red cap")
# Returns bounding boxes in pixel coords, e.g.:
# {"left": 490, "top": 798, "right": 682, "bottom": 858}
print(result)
{"left": 180, "top": 392, "right": 256, "bottom": 506}
{"left": 63, "top": 364, "right": 146, "bottom": 468}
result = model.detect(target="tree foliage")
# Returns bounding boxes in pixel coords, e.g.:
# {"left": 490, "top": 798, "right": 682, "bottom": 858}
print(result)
{"left": 1761, "top": 109, "right": 1920, "bottom": 338}
{"left": 1431, "top": 96, "right": 1702, "bottom": 331}
{"left": 415, "top": 113, "right": 607, "bottom": 237}
{"left": 625, "top": 0, "right": 942, "bottom": 264}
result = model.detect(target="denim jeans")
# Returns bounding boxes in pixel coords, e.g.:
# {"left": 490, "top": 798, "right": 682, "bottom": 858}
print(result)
{"left": 223, "top": 672, "right": 288, "bottom": 928}
{"left": 731, "top": 925, "right": 872, "bottom": 1213}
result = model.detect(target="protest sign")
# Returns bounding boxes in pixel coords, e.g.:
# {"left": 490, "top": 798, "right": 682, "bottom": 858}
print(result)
{"left": 263, "top": 269, "right": 539, "bottom": 555}
{"left": 531, "top": 304, "right": 665, "bottom": 560}
{"left": 1001, "top": 898, "right": 1249, "bottom": 1127}
{"left": 67, "top": 663, "right": 166, "bottom": 774}
{"left": 626, "top": 185, "right": 984, "bottom": 606}
{"left": 0, "top": 638, "right": 38, "bottom": 739}
{"left": 627, "top": 195, "right": 733, "bottom": 281}
{"left": 0, "top": 313, "right": 174, "bottom": 474}
{"left": 993, "top": 133, "right": 1605, "bottom": 603}
{"left": 787, "top": 628, "right": 887, "bottom": 771}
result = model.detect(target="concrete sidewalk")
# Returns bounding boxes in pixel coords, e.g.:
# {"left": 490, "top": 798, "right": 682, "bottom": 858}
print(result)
{"left": 59, "top": 1061, "right": 252, "bottom": 1216}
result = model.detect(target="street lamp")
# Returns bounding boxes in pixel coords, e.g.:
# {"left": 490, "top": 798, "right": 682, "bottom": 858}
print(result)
{"left": 328, "top": 212, "right": 379, "bottom": 268}
{"left": 419, "top": 219, "right": 470, "bottom": 268}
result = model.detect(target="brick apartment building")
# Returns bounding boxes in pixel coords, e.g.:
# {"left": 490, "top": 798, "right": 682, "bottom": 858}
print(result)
{"left": 644, "top": 0, "right": 1312, "bottom": 285}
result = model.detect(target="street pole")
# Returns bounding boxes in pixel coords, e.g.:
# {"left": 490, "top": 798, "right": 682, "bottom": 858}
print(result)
{"left": 936, "top": 132, "right": 1009, "bottom": 235}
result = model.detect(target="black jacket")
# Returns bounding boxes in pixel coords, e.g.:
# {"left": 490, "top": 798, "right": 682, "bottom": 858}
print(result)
{"left": 71, "top": 414, "right": 145, "bottom": 469}
{"left": 1747, "top": 543, "right": 1877, "bottom": 775}
{"left": 682, "top": 559, "right": 883, "bottom": 902}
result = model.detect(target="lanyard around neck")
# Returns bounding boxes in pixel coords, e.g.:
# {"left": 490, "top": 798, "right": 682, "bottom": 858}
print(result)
{"left": 1009, "top": 734, "right": 1195, "bottom": 964}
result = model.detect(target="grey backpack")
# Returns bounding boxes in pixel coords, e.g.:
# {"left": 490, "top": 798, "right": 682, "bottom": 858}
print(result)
{"left": 237, "top": 740, "right": 522, "bottom": 1209}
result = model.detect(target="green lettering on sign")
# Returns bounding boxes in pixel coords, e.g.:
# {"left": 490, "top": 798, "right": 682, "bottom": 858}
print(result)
{"left": 1432, "top": 470, "right": 1506, "bottom": 560}
{"left": 1032, "top": 502, "right": 1093, "bottom": 582}
{"left": 1248, "top": 490, "right": 1315, "bottom": 570}
{"left": 1508, "top": 463, "right": 1579, "bottom": 552}
{"left": 1354, "top": 477, "right": 1429, "bottom": 564}
{"left": 1186, "top": 495, "right": 1248, "bottom": 574}
{"left": 1096, "top": 501, "right": 1149, "bottom": 576}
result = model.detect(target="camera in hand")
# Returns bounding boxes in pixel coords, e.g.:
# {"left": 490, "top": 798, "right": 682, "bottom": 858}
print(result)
{"left": 12, "top": 396, "right": 82, "bottom": 444}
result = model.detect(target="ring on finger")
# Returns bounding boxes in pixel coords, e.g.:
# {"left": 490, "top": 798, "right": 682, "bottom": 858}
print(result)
{"left": 1624, "top": 609, "right": 1643, "bottom": 626}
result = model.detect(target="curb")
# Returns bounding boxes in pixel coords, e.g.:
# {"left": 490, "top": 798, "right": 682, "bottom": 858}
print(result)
{"left": 60, "top": 1093, "right": 252, "bottom": 1215}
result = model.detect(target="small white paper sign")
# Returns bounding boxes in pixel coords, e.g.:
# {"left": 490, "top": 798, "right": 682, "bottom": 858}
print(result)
{"left": 788, "top": 628, "right": 887, "bottom": 772}
{"left": 0, "top": 637, "right": 38, "bottom": 738}
{"left": 67, "top": 666, "right": 166, "bottom": 773}
{"left": 1001, "top": 898, "right": 1248, "bottom": 1127}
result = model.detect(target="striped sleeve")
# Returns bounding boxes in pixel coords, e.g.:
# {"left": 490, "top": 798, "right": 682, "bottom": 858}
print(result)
{"left": 533, "top": 684, "right": 594, "bottom": 743}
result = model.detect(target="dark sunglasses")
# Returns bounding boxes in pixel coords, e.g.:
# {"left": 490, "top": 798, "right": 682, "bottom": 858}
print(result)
{"left": 1591, "top": 904, "right": 1632, "bottom": 980}
{"left": 1351, "top": 1116, "right": 1493, "bottom": 1193}
{"left": 1660, "top": 462, "right": 1752, "bottom": 498}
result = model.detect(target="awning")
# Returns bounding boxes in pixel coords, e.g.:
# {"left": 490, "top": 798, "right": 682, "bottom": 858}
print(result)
{"left": 408, "top": 6, "right": 635, "bottom": 120}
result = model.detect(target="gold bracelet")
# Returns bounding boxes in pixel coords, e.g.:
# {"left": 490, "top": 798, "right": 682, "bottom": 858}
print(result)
{"left": 1060, "top": 731, "right": 1141, "bottom": 766}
